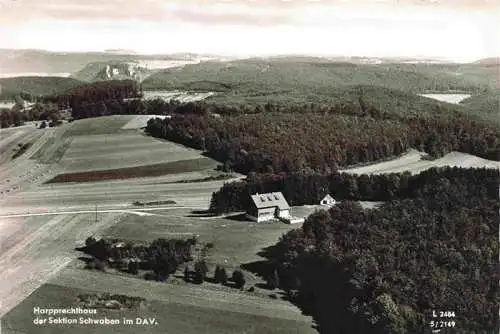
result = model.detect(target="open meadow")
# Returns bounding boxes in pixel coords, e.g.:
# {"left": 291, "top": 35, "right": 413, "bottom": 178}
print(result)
{"left": 2, "top": 208, "right": 318, "bottom": 334}
{"left": 339, "top": 148, "right": 499, "bottom": 175}
{"left": 40, "top": 115, "right": 218, "bottom": 175}
{"left": 0, "top": 116, "right": 238, "bottom": 324}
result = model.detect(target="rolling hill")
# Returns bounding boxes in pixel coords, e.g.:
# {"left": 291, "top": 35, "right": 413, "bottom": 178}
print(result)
{"left": 0, "top": 76, "right": 84, "bottom": 100}
{"left": 141, "top": 58, "right": 497, "bottom": 101}
{"left": 460, "top": 90, "right": 500, "bottom": 126}
{"left": 0, "top": 49, "right": 205, "bottom": 75}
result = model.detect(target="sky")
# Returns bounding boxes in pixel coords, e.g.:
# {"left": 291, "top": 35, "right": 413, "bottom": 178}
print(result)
{"left": 0, "top": 0, "right": 498, "bottom": 62}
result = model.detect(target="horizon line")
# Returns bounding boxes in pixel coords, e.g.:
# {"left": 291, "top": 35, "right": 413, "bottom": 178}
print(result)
{"left": 1, "top": 48, "right": 498, "bottom": 64}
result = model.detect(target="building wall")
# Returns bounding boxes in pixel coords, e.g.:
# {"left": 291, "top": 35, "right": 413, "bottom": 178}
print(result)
{"left": 321, "top": 198, "right": 336, "bottom": 205}
{"left": 256, "top": 207, "right": 276, "bottom": 222}
{"left": 278, "top": 209, "right": 290, "bottom": 218}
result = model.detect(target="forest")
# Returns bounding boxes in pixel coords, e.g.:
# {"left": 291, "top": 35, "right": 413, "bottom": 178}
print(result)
{"left": 141, "top": 58, "right": 495, "bottom": 97}
{"left": 146, "top": 103, "right": 499, "bottom": 174}
{"left": 0, "top": 79, "right": 143, "bottom": 128}
{"left": 239, "top": 167, "right": 499, "bottom": 333}
{"left": 41, "top": 79, "right": 143, "bottom": 119}
{"left": 0, "top": 76, "right": 83, "bottom": 100}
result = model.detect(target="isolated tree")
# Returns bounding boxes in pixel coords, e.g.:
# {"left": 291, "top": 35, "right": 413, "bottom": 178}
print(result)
{"left": 183, "top": 266, "right": 191, "bottom": 282}
{"left": 85, "top": 236, "right": 97, "bottom": 248}
{"left": 154, "top": 254, "right": 172, "bottom": 281}
{"left": 232, "top": 269, "right": 246, "bottom": 290}
{"left": 214, "top": 265, "right": 228, "bottom": 285}
{"left": 128, "top": 260, "right": 139, "bottom": 275}
{"left": 193, "top": 260, "right": 208, "bottom": 284}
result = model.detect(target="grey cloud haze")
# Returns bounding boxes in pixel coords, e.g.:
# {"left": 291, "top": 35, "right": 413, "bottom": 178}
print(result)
{"left": 0, "top": 0, "right": 496, "bottom": 25}
{"left": 0, "top": 0, "right": 497, "bottom": 60}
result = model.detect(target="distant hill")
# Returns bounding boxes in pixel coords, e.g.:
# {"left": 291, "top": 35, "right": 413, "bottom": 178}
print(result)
{"left": 460, "top": 90, "right": 500, "bottom": 126}
{"left": 71, "top": 61, "right": 152, "bottom": 82}
{"left": 142, "top": 58, "right": 497, "bottom": 101}
{"left": 473, "top": 57, "right": 499, "bottom": 66}
{"left": 0, "top": 76, "right": 84, "bottom": 100}
{"left": 0, "top": 49, "right": 207, "bottom": 76}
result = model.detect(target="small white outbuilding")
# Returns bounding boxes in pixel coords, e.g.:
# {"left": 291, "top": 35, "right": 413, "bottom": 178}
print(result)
{"left": 320, "top": 194, "right": 336, "bottom": 206}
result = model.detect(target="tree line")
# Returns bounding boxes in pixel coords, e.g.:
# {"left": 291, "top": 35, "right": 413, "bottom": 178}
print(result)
{"left": 82, "top": 236, "right": 197, "bottom": 282}
{"left": 0, "top": 80, "right": 143, "bottom": 128}
{"left": 41, "top": 79, "right": 143, "bottom": 120}
{"left": 81, "top": 236, "right": 250, "bottom": 291}
{"left": 209, "top": 167, "right": 499, "bottom": 214}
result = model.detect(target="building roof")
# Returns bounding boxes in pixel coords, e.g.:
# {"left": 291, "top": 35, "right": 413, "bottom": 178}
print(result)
{"left": 250, "top": 192, "right": 290, "bottom": 210}
{"left": 321, "top": 194, "right": 335, "bottom": 202}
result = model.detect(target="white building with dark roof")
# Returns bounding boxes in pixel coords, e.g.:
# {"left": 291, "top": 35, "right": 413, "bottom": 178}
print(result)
{"left": 246, "top": 192, "right": 291, "bottom": 222}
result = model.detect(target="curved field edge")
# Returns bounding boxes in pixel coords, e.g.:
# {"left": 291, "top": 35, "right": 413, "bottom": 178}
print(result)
{"left": 339, "top": 149, "right": 499, "bottom": 175}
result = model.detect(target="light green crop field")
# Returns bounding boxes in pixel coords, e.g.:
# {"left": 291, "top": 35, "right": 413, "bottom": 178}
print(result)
{"left": 59, "top": 132, "right": 216, "bottom": 173}
{"left": 62, "top": 116, "right": 135, "bottom": 137}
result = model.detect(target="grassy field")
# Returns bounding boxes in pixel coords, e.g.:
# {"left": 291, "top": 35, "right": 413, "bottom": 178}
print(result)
{"left": 102, "top": 208, "right": 298, "bottom": 267}
{"left": 47, "top": 158, "right": 217, "bottom": 183}
{"left": 2, "top": 280, "right": 315, "bottom": 334}
{"left": 62, "top": 116, "right": 135, "bottom": 137}
{"left": 57, "top": 131, "right": 214, "bottom": 173}
{"left": 0, "top": 212, "right": 124, "bottom": 319}
{"left": 2, "top": 208, "right": 317, "bottom": 334}
{"left": 4, "top": 117, "right": 220, "bottom": 182}
{"left": 339, "top": 149, "right": 499, "bottom": 175}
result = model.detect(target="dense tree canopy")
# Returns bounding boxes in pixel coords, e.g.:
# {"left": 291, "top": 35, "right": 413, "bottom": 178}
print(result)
{"left": 254, "top": 169, "right": 499, "bottom": 333}
{"left": 146, "top": 106, "right": 499, "bottom": 174}
{"left": 42, "top": 79, "right": 142, "bottom": 119}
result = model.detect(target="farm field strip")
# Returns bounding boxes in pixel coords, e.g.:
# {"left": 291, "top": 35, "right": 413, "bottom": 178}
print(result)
{"left": 0, "top": 213, "right": 124, "bottom": 317}
{"left": 121, "top": 114, "right": 170, "bottom": 130}
{"left": 10, "top": 178, "right": 229, "bottom": 198}
{"left": 340, "top": 149, "right": 499, "bottom": 175}
{"left": 57, "top": 129, "right": 213, "bottom": 173}
{"left": 0, "top": 128, "right": 67, "bottom": 198}
{"left": 0, "top": 126, "right": 41, "bottom": 164}
{"left": 60, "top": 152, "right": 211, "bottom": 173}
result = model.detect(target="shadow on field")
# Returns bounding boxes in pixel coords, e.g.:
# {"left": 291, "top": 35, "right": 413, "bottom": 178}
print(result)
{"left": 77, "top": 256, "right": 95, "bottom": 266}
{"left": 223, "top": 213, "right": 249, "bottom": 222}
{"left": 242, "top": 245, "right": 321, "bottom": 333}
{"left": 186, "top": 209, "right": 216, "bottom": 218}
